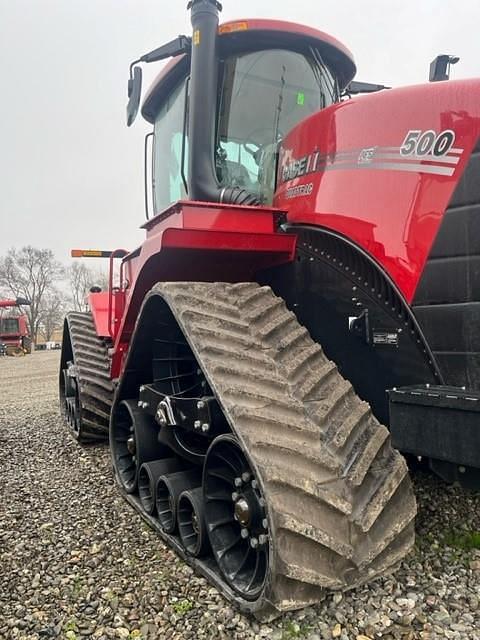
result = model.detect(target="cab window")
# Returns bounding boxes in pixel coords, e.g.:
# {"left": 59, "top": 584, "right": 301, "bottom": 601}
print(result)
{"left": 217, "top": 48, "right": 338, "bottom": 203}
{"left": 153, "top": 79, "right": 188, "bottom": 213}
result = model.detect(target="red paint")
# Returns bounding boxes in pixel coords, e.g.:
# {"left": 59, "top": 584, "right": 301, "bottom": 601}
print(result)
{"left": 88, "top": 292, "right": 110, "bottom": 338}
{"left": 98, "top": 201, "right": 295, "bottom": 377}
{"left": 275, "top": 78, "right": 480, "bottom": 302}
{"left": 219, "top": 19, "right": 354, "bottom": 64}
{"left": 100, "top": 22, "right": 480, "bottom": 385}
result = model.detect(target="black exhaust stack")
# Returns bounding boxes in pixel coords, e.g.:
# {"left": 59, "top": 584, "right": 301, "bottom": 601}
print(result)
{"left": 187, "top": 0, "right": 261, "bottom": 205}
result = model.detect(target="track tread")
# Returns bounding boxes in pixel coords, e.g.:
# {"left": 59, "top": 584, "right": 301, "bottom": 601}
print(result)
{"left": 142, "top": 282, "right": 416, "bottom": 614}
{"left": 61, "top": 311, "right": 113, "bottom": 442}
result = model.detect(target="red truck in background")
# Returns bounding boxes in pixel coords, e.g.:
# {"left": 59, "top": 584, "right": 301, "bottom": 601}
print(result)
{"left": 0, "top": 298, "right": 31, "bottom": 356}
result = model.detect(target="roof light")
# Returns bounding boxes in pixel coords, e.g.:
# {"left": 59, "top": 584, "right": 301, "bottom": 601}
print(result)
{"left": 219, "top": 22, "right": 249, "bottom": 34}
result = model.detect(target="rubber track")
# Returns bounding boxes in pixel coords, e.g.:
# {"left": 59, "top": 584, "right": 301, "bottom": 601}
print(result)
{"left": 146, "top": 282, "right": 416, "bottom": 614}
{"left": 65, "top": 312, "right": 113, "bottom": 442}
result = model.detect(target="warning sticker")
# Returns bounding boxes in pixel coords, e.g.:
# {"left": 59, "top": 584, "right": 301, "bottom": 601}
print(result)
{"left": 372, "top": 330, "right": 399, "bottom": 346}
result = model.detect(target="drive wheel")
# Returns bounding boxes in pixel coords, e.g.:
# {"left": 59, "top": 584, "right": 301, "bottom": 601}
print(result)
{"left": 204, "top": 435, "right": 269, "bottom": 601}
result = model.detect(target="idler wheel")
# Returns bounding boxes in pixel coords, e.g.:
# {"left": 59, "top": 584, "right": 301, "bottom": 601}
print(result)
{"left": 138, "top": 458, "right": 186, "bottom": 515}
{"left": 156, "top": 469, "right": 202, "bottom": 533}
{"left": 177, "top": 487, "right": 209, "bottom": 557}
{"left": 203, "top": 435, "right": 269, "bottom": 600}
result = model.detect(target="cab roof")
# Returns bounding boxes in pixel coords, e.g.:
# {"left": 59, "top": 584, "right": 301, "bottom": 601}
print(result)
{"left": 141, "top": 18, "right": 356, "bottom": 123}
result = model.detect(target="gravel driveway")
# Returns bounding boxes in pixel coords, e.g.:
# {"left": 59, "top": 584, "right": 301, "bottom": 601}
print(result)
{"left": 0, "top": 352, "right": 479, "bottom": 640}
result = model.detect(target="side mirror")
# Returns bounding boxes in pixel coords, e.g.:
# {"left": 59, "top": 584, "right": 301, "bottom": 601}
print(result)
{"left": 429, "top": 55, "right": 459, "bottom": 82}
{"left": 127, "top": 66, "right": 143, "bottom": 126}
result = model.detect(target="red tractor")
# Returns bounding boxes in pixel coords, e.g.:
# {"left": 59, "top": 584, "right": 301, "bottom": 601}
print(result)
{"left": 0, "top": 298, "right": 31, "bottom": 356}
{"left": 60, "top": 0, "right": 480, "bottom": 617}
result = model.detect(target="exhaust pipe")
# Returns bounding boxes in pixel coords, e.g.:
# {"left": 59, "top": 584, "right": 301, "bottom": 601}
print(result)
{"left": 187, "top": 0, "right": 261, "bottom": 206}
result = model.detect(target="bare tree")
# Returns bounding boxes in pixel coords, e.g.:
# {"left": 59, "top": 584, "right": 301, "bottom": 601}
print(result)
{"left": 69, "top": 262, "right": 109, "bottom": 311}
{"left": 38, "top": 289, "right": 66, "bottom": 342}
{"left": 0, "top": 246, "right": 64, "bottom": 348}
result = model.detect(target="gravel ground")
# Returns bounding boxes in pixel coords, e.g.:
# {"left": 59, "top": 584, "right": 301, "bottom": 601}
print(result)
{"left": 0, "top": 351, "right": 479, "bottom": 640}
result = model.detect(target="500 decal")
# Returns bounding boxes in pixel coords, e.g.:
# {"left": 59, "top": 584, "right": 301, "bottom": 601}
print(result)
{"left": 400, "top": 129, "right": 455, "bottom": 157}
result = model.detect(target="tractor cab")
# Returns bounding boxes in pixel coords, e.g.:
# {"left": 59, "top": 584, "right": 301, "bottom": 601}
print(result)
{"left": 135, "top": 6, "right": 356, "bottom": 215}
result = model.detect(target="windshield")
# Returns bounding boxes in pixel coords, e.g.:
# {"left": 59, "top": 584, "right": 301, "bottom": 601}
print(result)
{"left": 0, "top": 317, "right": 19, "bottom": 334}
{"left": 217, "top": 48, "right": 337, "bottom": 203}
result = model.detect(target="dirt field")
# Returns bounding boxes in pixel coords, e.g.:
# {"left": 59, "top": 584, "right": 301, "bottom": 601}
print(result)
{"left": 0, "top": 352, "right": 479, "bottom": 639}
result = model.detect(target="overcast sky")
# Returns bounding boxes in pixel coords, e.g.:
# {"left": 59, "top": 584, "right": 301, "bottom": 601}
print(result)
{"left": 1, "top": 0, "right": 479, "bottom": 264}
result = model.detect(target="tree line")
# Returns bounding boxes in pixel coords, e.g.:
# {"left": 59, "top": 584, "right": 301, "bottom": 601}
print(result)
{"left": 0, "top": 246, "right": 108, "bottom": 347}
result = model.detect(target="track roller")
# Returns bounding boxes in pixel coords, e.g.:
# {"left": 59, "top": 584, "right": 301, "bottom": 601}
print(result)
{"left": 110, "top": 399, "right": 168, "bottom": 493}
{"left": 204, "top": 435, "right": 268, "bottom": 600}
{"left": 178, "top": 487, "right": 209, "bottom": 557}
{"left": 156, "top": 469, "right": 202, "bottom": 533}
{"left": 138, "top": 458, "right": 186, "bottom": 514}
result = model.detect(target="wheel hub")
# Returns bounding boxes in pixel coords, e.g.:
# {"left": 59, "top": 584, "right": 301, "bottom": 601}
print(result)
{"left": 234, "top": 497, "right": 251, "bottom": 527}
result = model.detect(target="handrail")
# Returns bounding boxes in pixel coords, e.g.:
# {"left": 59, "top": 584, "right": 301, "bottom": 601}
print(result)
{"left": 108, "top": 249, "right": 129, "bottom": 339}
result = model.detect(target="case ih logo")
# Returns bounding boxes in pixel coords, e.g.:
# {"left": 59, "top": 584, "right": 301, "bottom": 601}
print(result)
{"left": 280, "top": 130, "right": 464, "bottom": 187}
{"left": 281, "top": 152, "right": 323, "bottom": 183}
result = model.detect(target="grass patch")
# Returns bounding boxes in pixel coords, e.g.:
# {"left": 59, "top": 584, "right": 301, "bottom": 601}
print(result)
{"left": 444, "top": 530, "right": 480, "bottom": 550}
{"left": 281, "top": 621, "right": 312, "bottom": 639}
{"left": 64, "top": 620, "right": 78, "bottom": 632}
{"left": 172, "top": 599, "right": 194, "bottom": 615}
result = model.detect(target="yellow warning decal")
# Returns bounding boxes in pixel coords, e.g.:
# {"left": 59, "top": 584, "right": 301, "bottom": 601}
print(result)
{"left": 193, "top": 29, "right": 201, "bottom": 45}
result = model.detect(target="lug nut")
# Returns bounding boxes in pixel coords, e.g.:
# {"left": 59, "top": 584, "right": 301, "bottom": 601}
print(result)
{"left": 231, "top": 492, "right": 239, "bottom": 502}
{"left": 137, "top": 400, "right": 142, "bottom": 407}
{"left": 262, "top": 518, "right": 268, "bottom": 529}
{"left": 241, "top": 472, "right": 251, "bottom": 482}
{"left": 250, "top": 537, "right": 259, "bottom": 548}
{"left": 156, "top": 408, "right": 167, "bottom": 426}
{"left": 258, "top": 534, "right": 268, "bottom": 545}
{"left": 258, "top": 497, "right": 266, "bottom": 508}
{"left": 240, "top": 528, "right": 249, "bottom": 539}
{"left": 201, "top": 423, "right": 210, "bottom": 432}
{"left": 197, "top": 400, "right": 205, "bottom": 409}
{"left": 251, "top": 479, "right": 258, "bottom": 489}
{"left": 194, "top": 420, "right": 201, "bottom": 429}
{"left": 234, "top": 477, "right": 242, "bottom": 487}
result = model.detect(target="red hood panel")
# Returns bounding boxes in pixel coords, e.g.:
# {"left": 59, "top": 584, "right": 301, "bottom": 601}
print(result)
{"left": 275, "top": 79, "right": 480, "bottom": 302}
